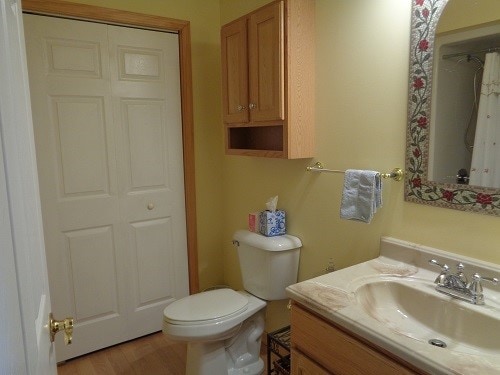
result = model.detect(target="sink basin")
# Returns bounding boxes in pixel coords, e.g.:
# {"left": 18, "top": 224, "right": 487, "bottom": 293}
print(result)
{"left": 353, "top": 277, "right": 500, "bottom": 356}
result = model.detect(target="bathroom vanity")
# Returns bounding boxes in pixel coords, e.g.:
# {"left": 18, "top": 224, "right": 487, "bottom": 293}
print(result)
{"left": 286, "top": 238, "right": 500, "bottom": 375}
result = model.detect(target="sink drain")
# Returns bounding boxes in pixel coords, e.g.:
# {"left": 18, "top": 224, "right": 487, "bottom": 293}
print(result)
{"left": 428, "top": 339, "right": 447, "bottom": 348}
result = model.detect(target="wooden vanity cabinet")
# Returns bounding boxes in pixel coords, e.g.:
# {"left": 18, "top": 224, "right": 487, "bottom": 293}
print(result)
{"left": 290, "top": 303, "right": 426, "bottom": 375}
{"left": 220, "top": 0, "right": 315, "bottom": 158}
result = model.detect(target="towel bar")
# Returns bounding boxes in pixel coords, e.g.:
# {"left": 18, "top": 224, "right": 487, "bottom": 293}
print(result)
{"left": 306, "top": 162, "right": 404, "bottom": 181}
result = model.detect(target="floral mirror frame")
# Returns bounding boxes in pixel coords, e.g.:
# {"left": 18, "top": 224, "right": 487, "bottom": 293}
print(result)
{"left": 405, "top": 0, "right": 500, "bottom": 216}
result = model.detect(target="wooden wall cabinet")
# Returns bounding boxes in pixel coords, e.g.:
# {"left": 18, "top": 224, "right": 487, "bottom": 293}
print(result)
{"left": 290, "top": 303, "right": 426, "bottom": 375}
{"left": 220, "top": 0, "right": 315, "bottom": 158}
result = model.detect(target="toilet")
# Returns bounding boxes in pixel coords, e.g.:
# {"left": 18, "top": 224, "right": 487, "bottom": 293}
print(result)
{"left": 162, "top": 229, "right": 302, "bottom": 375}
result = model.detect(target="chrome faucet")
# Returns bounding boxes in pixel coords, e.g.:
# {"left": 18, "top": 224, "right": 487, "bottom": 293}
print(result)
{"left": 429, "top": 259, "right": 499, "bottom": 305}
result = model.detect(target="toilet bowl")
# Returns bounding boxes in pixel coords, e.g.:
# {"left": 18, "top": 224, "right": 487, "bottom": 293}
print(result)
{"left": 163, "top": 289, "right": 266, "bottom": 374}
{"left": 163, "top": 230, "right": 302, "bottom": 375}
{"left": 163, "top": 288, "right": 266, "bottom": 341}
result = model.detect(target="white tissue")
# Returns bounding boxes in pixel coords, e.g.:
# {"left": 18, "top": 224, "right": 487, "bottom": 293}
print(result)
{"left": 265, "top": 196, "right": 278, "bottom": 212}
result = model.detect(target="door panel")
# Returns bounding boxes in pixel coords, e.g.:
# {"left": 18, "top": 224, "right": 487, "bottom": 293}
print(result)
{"left": 109, "top": 23, "right": 189, "bottom": 338}
{"left": 131, "top": 218, "right": 175, "bottom": 306}
{"left": 65, "top": 226, "right": 119, "bottom": 321}
{"left": 45, "top": 38, "right": 102, "bottom": 77}
{"left": 121, "top": 99, "right": 167, "bottom": 189}
{"left": 24, "top": 15, "right": 122, "bottom": 360}
{"left": 53, "top": 97, "right": 110, "bottom": 195}
{"left": 119, "top": 47, "right": 163, "bottom": 80}
{"left": 24, "top": 14, "right": 188, "bottom": 361}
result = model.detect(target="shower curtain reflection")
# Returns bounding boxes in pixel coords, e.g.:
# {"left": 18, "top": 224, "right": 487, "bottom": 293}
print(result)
{"left": 469, "top": 52, "right": 500, "bottom": 188}
{"left": 462, "top": 55, "right": 484, "bottom": 155}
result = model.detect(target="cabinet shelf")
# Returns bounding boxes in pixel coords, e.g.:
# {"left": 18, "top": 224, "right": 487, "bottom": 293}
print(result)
{"left": 227, "top": 126, "right": 283, "bottom": 156}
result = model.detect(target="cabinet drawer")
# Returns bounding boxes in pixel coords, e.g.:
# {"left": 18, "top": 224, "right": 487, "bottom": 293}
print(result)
{"left": 291, "top": 303, "right": 421, "bottom": 375}
{"left": 291, "top": 349, "right": 330, "bottom": 375}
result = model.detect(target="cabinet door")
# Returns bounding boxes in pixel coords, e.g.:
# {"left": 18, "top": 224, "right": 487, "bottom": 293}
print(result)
{"left": 291, "top": 304, "right": 421, "bottom": 375}
{"left": 221, "top": 18, "right": 249, "bottom": 124}
{"left": 291, "top": 349, "right": 331, "bottom": 375}
{"left": 248, "top": 1, "right": 284, "bottom": 122}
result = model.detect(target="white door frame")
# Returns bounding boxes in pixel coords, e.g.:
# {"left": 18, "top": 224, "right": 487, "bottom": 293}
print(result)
{"left": 0, "top": 0, "right": 56, "bottom": 373}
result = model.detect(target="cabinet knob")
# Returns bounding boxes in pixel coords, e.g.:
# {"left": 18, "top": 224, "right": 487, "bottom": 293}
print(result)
{"left": 237, "top": 105, "right": 246, "bottom": 111}
{"left": 147, "top": 203, "right": 155, "bottom": 210}
{"left": 249, "top": 103, "right": 256, "bottom": 110}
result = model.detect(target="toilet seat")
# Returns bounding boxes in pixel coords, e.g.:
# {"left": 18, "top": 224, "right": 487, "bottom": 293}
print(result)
{"left": 164, "top": 288, "right": 249, "bottom": 325}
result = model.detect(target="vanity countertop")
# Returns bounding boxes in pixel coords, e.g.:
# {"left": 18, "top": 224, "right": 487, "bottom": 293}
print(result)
{"left": 286, "top": 237, "right": 500, "bottom": 375}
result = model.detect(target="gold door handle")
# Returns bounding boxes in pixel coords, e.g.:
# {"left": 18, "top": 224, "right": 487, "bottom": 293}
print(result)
{"left": 49, "top": 313, "right": 74, "bottom": 345}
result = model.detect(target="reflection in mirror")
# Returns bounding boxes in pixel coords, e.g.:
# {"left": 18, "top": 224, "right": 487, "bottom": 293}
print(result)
{"left": 405, "top": 0, "right": 500, "bottom": 215}
{"left": 431, "top": 2, "right": 500, "bottom": 188}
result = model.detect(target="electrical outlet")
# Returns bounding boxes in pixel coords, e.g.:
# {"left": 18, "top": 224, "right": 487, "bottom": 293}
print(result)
{"left": 325, "top": 258, "right": 335, "bottom": 273}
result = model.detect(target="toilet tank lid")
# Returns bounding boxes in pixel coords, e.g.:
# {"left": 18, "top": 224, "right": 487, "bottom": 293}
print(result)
{"left": 233, "top": 230, "right": 302, "bottom": 251}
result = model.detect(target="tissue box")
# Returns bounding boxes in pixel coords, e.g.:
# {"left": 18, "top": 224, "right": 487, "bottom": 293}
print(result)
{"left": 259, "top": 210, "right": 286, "bottom": 236}
{"left": 248, "top": 212, "right": 260, "bottom": 233}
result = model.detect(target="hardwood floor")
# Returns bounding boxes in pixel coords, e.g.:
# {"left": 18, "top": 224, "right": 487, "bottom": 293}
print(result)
{"left": 57, "top": 332, "right": 269, "bottom": 374}
{"left": 57, "top": 332, "right": 187, "bottom": 375}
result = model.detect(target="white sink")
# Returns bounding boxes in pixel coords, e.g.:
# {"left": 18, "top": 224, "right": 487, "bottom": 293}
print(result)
{"left": 353, "top": 276, "right": 500, "bottom": 356}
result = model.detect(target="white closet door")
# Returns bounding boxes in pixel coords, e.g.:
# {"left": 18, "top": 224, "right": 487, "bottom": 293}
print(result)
{"left": 24, "top": 14, "right": 189, "bottom": 361}
{"left": 108, "top": 25, "right": 189, "bottom": 338}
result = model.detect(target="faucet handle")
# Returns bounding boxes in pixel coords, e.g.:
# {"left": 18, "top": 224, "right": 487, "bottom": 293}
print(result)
{"left": 474, "top": 273, "right": 499, "bottom": 285}
{"left": 483, "top": 276, "right": 500, "bottom": 285}
{"left": 429, "top": 259, "right": 448, "bottom": 270}
{"left": 456, "top": 262, "right": 468, "bottom": 283}
{"left": 468, "top": 273, "right": 499, "bottom": 295}
{"left": 429, "top": 259, "right": 449, "bottom": 285}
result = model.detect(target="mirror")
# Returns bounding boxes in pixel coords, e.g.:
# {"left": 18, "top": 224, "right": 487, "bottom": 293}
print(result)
{"left": 405, "top": 0, "right": 500, "bottom": 215}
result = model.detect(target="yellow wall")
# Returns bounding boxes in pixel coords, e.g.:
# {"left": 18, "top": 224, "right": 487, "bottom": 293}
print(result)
{"left": 220, "top": 0, "right": 500, "bottom": 330}
{"left": 438, "top": 0, "right": 500, "bottom": 33}
{"left": 56, "top": 0, "right": 500, "bottom": 331}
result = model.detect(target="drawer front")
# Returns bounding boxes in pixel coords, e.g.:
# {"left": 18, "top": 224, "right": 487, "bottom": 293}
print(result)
{"left": 291, "top": 303, "right": 420, "bottom": 375}
{"left": 291, "top": 349, "right": 330, "bottom": 375}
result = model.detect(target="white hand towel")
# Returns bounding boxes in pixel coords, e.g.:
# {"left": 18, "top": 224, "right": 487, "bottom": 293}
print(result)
{"left": 340, "top": 170, "right": 382, "bottom": 223}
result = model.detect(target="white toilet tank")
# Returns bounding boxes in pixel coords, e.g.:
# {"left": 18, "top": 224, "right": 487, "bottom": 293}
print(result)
{"left": 233, "top": 230, "right": 302, "bottom": 300}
